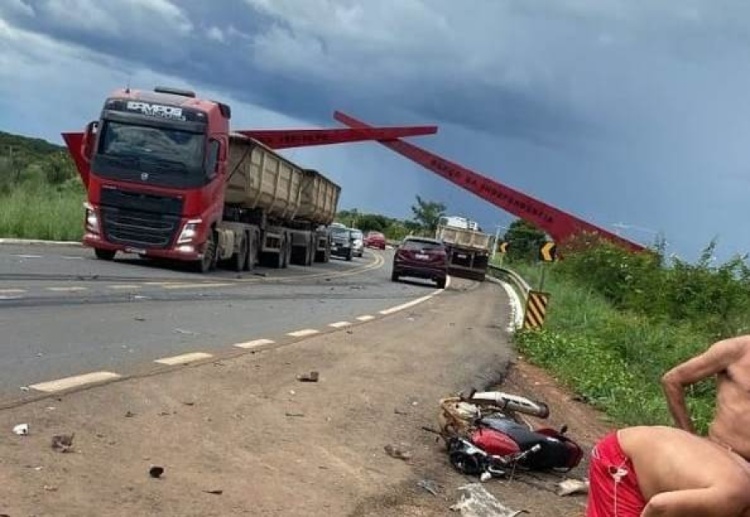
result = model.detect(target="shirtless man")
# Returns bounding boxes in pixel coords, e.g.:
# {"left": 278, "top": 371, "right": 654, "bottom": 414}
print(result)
{"left": 661, "top": 334, "right": 750, "bottom": 460}
{"left": 586, "top": 425, "right": 750, "bottom": 516}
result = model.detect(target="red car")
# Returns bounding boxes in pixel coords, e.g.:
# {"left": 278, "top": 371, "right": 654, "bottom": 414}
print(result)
{"left": 391, "top": 236, "right": 448, "bottom": 288}
{"left": 364, "top": 231, "right": 386, "bottom": 250}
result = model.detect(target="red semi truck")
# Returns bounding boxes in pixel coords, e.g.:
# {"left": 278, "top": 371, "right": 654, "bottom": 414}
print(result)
{"left": 64, "top": 86, "right": 346, "bottom": 273}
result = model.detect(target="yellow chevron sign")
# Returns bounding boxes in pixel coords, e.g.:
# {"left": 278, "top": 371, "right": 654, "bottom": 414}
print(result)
{"left": 523, "top": 290, "right": 551, "bottom": 330}
{"left": 539, "top": 242, "right": 557, "bottom": 262}
{"left": 497, "top": 241, "right": 508, "bottom": 254}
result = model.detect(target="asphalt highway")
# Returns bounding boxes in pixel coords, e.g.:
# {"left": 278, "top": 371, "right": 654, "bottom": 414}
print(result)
{"left": 0, "top": 244, "right": 448, "bottom": 401}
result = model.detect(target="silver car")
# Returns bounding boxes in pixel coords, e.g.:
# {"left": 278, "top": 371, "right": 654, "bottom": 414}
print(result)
{"left": 349, "top": 229, "right": 364, "bottom": 257}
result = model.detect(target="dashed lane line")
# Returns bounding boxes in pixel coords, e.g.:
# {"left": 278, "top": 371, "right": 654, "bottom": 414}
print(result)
{"left": 162, "top": 282, "right": 233, "bottom": 290}
{"left": 287, "top": 329, "right": 320, "bottom": 338}
{"left": 356, "top": 315, "right": 375, "bottom": 322}
{"left": 29, "top": 371, "right": 122, "bottom": 393}
{"left": 154, "top": 352, "right": 213, "bottom": 366}
{"left": 234, "top": 338, "right": 275, "bottom": 349}
{"left": 0, "top": 289, "right": 26, "bottom": 294}
{"left": 379, "top": 295, "right": 433, "bottom": 315}
{"left": 108, "top": 285, "right": 141, "bottom": 290}
{"left": 46, "top": 286, "right": 87, "bottom": 292}
{"left": 328, "top": 321, "right": 352, "bottom": 328}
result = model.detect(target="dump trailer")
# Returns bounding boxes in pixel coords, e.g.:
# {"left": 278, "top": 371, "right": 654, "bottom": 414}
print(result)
{"left": 436, "top": 216, "right": 492, "bottom": 281}
{"left": 65, "top": 86, "right": 340, "bottom": 272}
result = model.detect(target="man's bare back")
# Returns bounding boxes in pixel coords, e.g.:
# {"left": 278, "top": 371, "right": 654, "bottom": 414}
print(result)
{"left": 662, "top": 335, "right": 750, "bottom": 459}
{"left": 587, "top": 426, "right": 750, "bottom": 516}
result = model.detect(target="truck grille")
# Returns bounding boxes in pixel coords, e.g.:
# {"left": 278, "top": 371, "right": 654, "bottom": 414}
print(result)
{"left": 99, "top": 187, "right": 183, "bottom": 248}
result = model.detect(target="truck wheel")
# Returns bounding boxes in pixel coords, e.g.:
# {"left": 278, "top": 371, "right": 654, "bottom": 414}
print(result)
{"left": 346, "top": 249, "right": 353, "bottom": 262}
{"left": 233, "top": 235, "right": 248, "bottom": 272}
{"left": 196, "top": 230, "right": 217, "bottom": 273}
{"left": 94, "top": 248, "right": 116, "bottom": 261}
{"left": 391, "top": 270, "right": 399, "bottom": 282}
{"left": 436, "top": 278, "right": 446, "bottom": 289}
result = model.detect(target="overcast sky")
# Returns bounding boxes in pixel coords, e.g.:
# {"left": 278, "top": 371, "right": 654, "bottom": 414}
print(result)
{"left": 2, "top": 0, "right": 749, "bottom": 262}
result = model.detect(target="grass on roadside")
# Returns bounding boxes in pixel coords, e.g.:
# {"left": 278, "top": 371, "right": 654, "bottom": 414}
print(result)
{"left": 0, "top": 180, "right": 85, "bottom": 241}
{"left": 503, "top": 261, "right": 716, "bottom": 432}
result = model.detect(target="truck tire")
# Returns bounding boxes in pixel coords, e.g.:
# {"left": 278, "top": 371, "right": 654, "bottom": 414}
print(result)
{"left": 94, "top": 248, "right": 116, "bottom": 261}
{"left": 346, "top": 249, "right": 353, "bottom": 262}
{"left": 195, "top": 230, "right": 217, "bottom": 273}
{"left": 391, "top": 270, "right": 399, "bottom": 282}
{"left": 436, "top": 277, "right": 446, "bottom": 289}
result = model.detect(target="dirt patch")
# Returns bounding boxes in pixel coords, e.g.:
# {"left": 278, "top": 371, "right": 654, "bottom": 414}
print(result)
{"left": 0, "top": 280, "right": 613, "bottom": 516}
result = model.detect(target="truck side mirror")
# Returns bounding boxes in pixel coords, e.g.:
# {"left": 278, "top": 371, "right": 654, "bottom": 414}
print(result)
{"left": 81, "top": 120, "right": 99, "bottom": 163}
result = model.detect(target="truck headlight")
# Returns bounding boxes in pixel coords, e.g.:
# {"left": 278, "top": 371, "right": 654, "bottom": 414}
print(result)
{"left": 84, "top": 203, "right": 99, "bottom": 233}
{"left": 177, "top": 219, "right": 202, "bottom": 244}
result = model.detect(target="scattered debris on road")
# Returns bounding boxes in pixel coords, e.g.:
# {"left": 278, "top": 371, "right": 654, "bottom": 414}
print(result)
{"left": 12, "top": 423, "right": 29, "bottom": 436}
{"left": 417, "top": 478, "right": 440, "bottom": 496}
{"left": 51, "top": 433, "right": 75, "bottom": 453}
{"left": 285, "top": 412, "right": 305, "bottom": 418}
{"left": 125, "top": 410, "right": 135, "bottom": 418}
{"left": 450, "top": 483, "right": 524, "bottom": 516}
{"left": 384, "top": 443, "right": 412, "bottom": 461}
{"left": 203, "top": 489, "right": 223, "bottom": 495}
{"left": 149, "top": 466, "right": 165, "bottom": 479}
{"left": 556, "top": 478, "right": 589, "bottom": 497}
{"left": 296, "top": 371, "right": 319, "bottom": 382}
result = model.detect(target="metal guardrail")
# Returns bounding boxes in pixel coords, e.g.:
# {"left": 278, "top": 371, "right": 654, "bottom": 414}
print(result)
{"left": 487, "top": 264, "right": 531, "bottom": 304}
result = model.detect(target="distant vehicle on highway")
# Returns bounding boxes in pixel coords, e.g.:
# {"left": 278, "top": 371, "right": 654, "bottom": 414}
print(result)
{"left": 391, "top": 236, "right": 447, "bottom": 288}
{"left": 349, "top": 228, "right": 364, "bottom": 257}
{"left": 330, "top": 226, "right": 354, "bottom": 261}
{"left": 364, "top": 231, "right": 386, "bottom": 250}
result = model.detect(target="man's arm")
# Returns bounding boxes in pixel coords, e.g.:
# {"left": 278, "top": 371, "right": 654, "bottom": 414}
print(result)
{"left": 642, "top": 487, "right": 743, "bottom": 517}
{"left": 661, "top": 338, "right": 744, "bottom": 433}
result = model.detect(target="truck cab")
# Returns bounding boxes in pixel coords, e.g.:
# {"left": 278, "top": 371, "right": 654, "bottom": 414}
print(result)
{"left": 79, "top": 86, "right": 231, "bottom": 270}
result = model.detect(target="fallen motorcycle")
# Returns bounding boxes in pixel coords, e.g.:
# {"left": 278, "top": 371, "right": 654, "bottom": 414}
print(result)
{"left": 428, "top": 389, "right": 583, "bottom": 479}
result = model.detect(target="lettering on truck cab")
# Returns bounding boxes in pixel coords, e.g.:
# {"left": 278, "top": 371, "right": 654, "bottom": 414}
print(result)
{"left": 125, "top": 101, "right": 186, "bottom": 121}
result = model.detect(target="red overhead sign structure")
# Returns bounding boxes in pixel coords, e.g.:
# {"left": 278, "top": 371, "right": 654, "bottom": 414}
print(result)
{"left": 333, "top": 111, "right": 645, "bottom": 253}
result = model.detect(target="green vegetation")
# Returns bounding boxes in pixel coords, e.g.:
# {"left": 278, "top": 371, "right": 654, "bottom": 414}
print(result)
{"left": 503, "top": 231, "right": 750, "bottom": 431}
{"left": 336, "top": 195, "right": 447, "bottom": 240}
{"left": 0, "top": 131, "right": 84, "bottom": 240}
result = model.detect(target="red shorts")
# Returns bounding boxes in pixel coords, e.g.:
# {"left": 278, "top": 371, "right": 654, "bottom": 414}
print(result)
{"left": 585, "top": 431, "right": 646, "bottom": 517}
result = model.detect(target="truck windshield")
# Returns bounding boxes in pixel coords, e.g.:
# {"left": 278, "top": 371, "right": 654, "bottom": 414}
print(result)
{"left": 94, "top": 121, "right": 206, "bottom": 187}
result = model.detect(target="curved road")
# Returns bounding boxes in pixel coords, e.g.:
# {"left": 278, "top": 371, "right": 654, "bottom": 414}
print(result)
{"left": 0, "top": 244, "right": 451, "bottom": 402}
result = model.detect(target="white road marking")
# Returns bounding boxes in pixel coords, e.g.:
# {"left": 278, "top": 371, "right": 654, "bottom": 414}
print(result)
{"left": 108, "top": 285, "right": 141, "bottom": 289}
{"left": 61, "top": 256, "right": 84, "bottom": 260}
{"left": 287, "top": 329, "right": 320, "bottom": 338}
{"left": 0, "top": 289, "right": 26, "bottom": 294}
{"left": 154, "top": 352, "right": 213, "bottom": 366}
{"left": 234, "top": 338, "right": 275, "bottom": 349}
{"left": 162, "top": 282, "right": 233, "bottom": 289}
{"left": 14, "top": 254, "right": 42, "bottom": 259}
{"left": 329, "top": 321, "right": 352, "bottom": 328}
{"left": 47, "top": 286, "right": 87, "bottom": 292}
{"left": 356, "top": 315, "right": 375, "bottom": 322}
{"left": 379, "top": 295, "right": 433, "bottom": 315}
{"left": 29, "top": 371, "right": 121, "bottom": 393}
